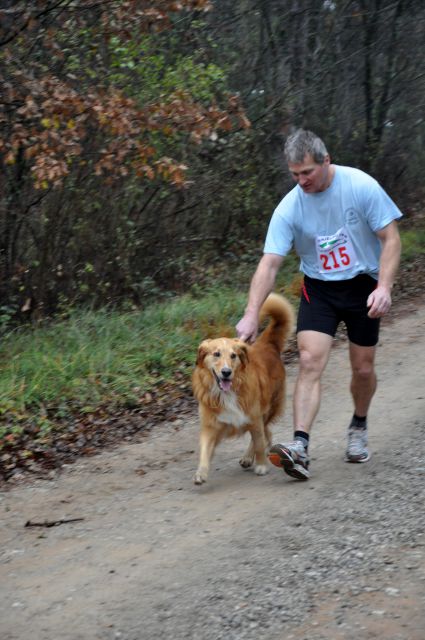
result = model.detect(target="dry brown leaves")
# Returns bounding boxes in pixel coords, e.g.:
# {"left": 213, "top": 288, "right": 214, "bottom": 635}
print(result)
{"left": 0, "top": 0, "right": 249, "bottom": 189}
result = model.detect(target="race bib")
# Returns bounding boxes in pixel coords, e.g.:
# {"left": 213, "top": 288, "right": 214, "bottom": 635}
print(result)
{"left": 316, "top": 227, "right": 357, "bottom": 273}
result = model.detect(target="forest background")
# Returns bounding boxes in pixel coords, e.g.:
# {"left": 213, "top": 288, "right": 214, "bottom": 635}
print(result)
{"left": 1, "top": 0, "right": 425, "bottom": 479}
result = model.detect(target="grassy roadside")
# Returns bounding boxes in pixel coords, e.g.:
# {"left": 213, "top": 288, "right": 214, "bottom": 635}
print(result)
{"left": 0, "top": 288, "right": 243, "bottom": 423}
{"left": 0, "top": 225, "right": 424, "bottom": 479}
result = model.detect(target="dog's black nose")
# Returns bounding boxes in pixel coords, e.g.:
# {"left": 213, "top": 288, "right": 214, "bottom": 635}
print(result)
{"left": 221, "top": 367, "right": 232, "bottom": 378}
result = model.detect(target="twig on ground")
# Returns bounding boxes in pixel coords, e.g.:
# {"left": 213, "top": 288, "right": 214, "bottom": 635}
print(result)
{"left": 24, "top": 517, "right": 85, "bottom": 528}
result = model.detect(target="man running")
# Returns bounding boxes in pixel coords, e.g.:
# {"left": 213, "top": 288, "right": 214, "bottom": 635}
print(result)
{"left": 236, "top": 129, "right": 402, "bottom": 480}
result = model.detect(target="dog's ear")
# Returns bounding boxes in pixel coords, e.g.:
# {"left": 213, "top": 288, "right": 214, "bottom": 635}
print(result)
{"left": 196, "top": 340, "right": 211, "bottom": 365}
{"left": 235, "top": 341, "right": 249, "bottom": 366}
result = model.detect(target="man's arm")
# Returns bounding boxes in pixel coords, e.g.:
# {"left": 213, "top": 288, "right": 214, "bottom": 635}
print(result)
{"left": 367, "top": 220, "right": 401, "bottom": 318}
{"left": 235, "top": 253, "right": 284, "bottom": 342}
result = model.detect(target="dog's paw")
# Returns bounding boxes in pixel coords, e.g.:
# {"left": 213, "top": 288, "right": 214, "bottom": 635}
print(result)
{"left": 239, "top": 456, "right": 254, "bottom": 469}
{"left": 193, "top": 470, "right": 207, "bottom": 485}
{"left": 254, "top": 464, "right": 268, "bottom": 476}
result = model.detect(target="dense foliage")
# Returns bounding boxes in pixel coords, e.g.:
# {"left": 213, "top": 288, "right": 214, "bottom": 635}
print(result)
{"left": 1, "top": 0, "right": 424, "bottom": 321}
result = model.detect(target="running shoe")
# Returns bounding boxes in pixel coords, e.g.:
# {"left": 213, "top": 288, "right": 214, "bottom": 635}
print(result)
{"left": 268, "top": 440, "right": 310, "bottom": 480}
{"left": 345, "top": 426, "right": 370, "bottom": 463}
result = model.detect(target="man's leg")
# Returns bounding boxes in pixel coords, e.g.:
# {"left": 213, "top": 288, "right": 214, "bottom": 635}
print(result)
{"left": 269, "top": 330, "right": 333, "bottom": 479}
{"left": 349, "top": 342, "right": 377, "bottom": 416}
{"left": 293, "top": 330, "right": 334, "bottom": 433}
{"left": 345, "top": 342, "right": 377, "bottom": 462}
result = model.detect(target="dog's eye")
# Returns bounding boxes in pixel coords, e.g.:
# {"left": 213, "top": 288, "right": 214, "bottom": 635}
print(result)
{"left": 230, "top": 353, "right": 237, "bottom": 359}
{"left": 213, "top": 351, "right": 220, "bottom": 357}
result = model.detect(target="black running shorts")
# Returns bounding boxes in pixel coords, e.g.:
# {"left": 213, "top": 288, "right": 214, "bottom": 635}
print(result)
{"left": 297, "top": 274, "right": 380, "bottom": 347}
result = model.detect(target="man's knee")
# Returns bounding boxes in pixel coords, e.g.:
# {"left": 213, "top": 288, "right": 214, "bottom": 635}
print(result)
{"left": 298, "top": 347, "right": 328, "bottom": 377}
{"left": 350, "top": 344, "right": 376, "bottom": 380}
{"left": 351, "top": 361, "right": 376, "bottom": 381}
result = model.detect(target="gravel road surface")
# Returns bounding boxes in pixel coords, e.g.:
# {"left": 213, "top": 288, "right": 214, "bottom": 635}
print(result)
{"left": 1, "top": 300, "right": 424, "bottom": 640}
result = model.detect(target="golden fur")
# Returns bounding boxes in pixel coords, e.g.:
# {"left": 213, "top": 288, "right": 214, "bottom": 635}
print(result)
{"left": 192, "top": 293, "right": 295, "bottom": 484}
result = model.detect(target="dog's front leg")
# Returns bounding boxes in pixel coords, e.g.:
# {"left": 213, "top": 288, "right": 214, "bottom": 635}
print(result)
{"left": 251, "top": 424, "right": 268, "bottom": 476}
{"left": 239, "top": 437, "right": 254, "bottom": 469}
{"left": 193, "top": 428, "right": 217, "bottom": 485}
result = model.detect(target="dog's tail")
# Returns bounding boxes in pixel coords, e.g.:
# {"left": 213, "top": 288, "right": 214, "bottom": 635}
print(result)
{"left": 256, "top": 293, "right": 295, "bottom": 352}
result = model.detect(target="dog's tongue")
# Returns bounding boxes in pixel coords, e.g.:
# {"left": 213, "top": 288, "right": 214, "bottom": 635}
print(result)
{"left": 219, "top": 379, "right": 232, "bottom": 392}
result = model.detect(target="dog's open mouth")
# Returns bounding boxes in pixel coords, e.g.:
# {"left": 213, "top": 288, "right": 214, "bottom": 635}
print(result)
{"left": 213, "top": 370, "right": 233, "bottom": 392}
{"left": 219, "top": 378, "right": 232, "bottom": 392}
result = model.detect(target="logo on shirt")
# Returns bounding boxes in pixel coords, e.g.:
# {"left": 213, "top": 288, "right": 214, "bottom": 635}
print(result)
{"left": 345, "top": 208, "right": 360, "bottom": 226}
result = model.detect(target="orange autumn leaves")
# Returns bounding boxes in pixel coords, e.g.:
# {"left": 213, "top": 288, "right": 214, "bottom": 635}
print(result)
{"left": 0, "top": 0, "right": 250, "bottom": 189}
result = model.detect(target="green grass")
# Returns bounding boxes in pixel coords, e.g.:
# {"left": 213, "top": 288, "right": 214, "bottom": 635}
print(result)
{"left": 400, "top": 227, "right": 425, "bottom": 261}
{"left": 0, "top": 287, "right": 251, "bottom": 427}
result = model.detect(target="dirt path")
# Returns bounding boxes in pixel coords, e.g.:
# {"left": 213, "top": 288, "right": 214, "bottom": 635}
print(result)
{"left": 1, "top": 300, "right": 424, "bottom": 640}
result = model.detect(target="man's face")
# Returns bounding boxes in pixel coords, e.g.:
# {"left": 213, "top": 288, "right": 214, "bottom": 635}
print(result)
{"left": 288, "top": 153, "right": 331, "bottom": 193}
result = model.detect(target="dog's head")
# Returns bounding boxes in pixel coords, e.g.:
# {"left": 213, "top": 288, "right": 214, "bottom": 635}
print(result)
{"left": 196, "top": 338, "right": 248, "bottom": 392}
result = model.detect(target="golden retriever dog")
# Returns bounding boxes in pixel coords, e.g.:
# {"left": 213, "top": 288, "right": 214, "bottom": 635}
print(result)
{"left": 192, "top": 293, "right": 295, "bottom": 485}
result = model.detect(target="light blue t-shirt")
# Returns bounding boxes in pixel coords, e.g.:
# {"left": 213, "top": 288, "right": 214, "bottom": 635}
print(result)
{"left": 264, "top": 165, "right": 403, "bottom": 280}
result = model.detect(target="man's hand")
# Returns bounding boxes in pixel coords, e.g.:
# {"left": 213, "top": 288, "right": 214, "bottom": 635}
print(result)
{"left": 235, "top": 311, "right": 259, "bottom": 343}
{"left": 367, "top": 285, "right": 392, "bottom": 318}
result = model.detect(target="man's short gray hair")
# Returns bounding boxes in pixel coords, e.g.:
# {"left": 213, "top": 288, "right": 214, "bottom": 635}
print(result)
{"left": 284, "top": 129, "right": 328, "bottom": 164}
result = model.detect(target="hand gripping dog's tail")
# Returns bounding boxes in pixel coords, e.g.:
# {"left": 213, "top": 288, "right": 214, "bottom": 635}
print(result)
{"left": 255, "top": 293, "right": 295, "bottom": 353}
